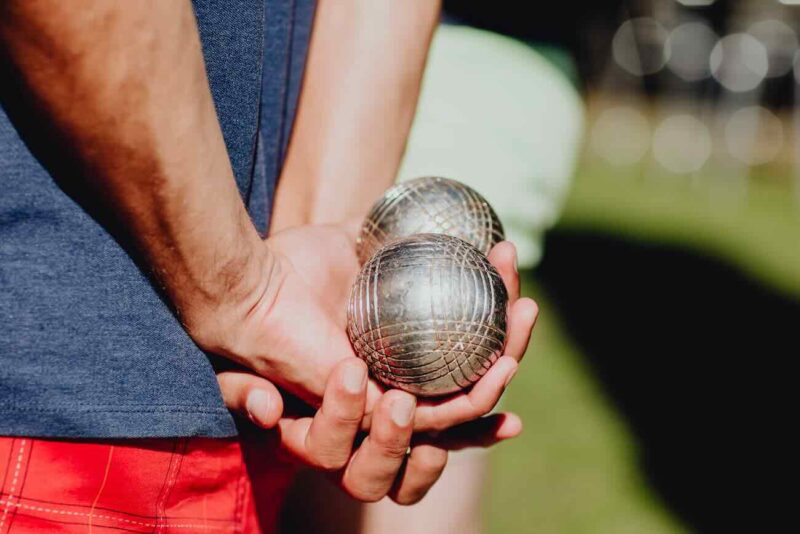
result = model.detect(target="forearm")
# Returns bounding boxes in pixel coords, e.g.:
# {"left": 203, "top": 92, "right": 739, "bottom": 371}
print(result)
{"left": 0, "top": 1, "right": 267, "bottom": 341}
{"left": 271, "top": 0, "right": 441, "bottom": 232}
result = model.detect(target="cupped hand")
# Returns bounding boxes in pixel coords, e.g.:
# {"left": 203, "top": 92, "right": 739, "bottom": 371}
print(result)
{"left": 217, "top": 359, "right": 523, "bottom": 504}
{"left": 215, "top": 222, "right": 538, "bottom": 433}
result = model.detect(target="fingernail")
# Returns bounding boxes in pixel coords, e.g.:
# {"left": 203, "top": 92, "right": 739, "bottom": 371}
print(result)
{"left": 504, "top": 368, "right": 518, "bottom": 388}
{"left": 391, "top": 395, "right": 416, "bottom": 426}
{"left": 246, "top": 389, "right": 272, "bottom": 426}
{"left": 343, "top": 362, "right": 367, "bottom": 394}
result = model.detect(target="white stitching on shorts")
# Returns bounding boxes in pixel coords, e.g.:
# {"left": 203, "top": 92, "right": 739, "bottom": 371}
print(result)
{"left": 0, "top": 439, "right": 26, "bottom": 532}
{"left": 0, "top": 499, "right": 240, "bottom": 531}
{"left": 156, "top": 441, "right": 185, "bottom": 534}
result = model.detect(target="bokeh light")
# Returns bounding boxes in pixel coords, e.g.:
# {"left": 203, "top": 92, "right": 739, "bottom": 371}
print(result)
{"left": 612, "top": 18, "right": 670, "bottom": 76}
{"left": 666, "top": 22, "right": 717, "bottom": 81}
{"left": 652, "top": 115, "right": 712, "bottom": 173}
{"left": 591, "top": 106, "right": 650, "bottom": 166}
{"left": 710, "top": 33, "right": 769, "bottom": 92}
{"left": 724, "top": 106, "right": 784, "bottom": 165}
{"left": 748, "top": 20, "right": 798, "bottom": 78}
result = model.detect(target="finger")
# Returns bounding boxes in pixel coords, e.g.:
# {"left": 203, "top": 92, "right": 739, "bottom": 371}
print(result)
{"left": 340, "top": 390, "right": 416, "bottom": 502}
{"left": 304, "top": 359, "right": 369, "bottom": 468}
{"left": 488, "top": 241, "right": 520, "bottom": 303}
{"left": 216, "top": 370, "right": 284, "bottom": 428}
{"left": 277, "top": 359, "right": 367, "bottom": 469}
{"left": 413, "top": 356, "right": 518, "bottom": 432}
{"left": 504, "top": 297, "right": 539, "bottom": 361}
{"left": 389, "top": 444, "right": 448, "bottom": 505}
{"left": 417, "top": 413, "right": 523, "bottom": 451}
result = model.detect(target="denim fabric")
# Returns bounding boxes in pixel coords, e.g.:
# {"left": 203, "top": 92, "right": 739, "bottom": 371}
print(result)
{"left": 0, "top": 0, "right": 316, "bottom": 437}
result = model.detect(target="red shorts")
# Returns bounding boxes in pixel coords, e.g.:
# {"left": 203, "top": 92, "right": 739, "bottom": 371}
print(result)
{"left": 0, "top": 434, "right": 296, "bottom": 534}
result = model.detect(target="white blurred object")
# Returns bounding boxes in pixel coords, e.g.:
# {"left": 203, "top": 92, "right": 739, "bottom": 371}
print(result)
{"left": 710, "top": 33, "right": 769, "bottom": 92}
{"left": 397, "top": 25, "right": 584, "bottom": 268}
{"left": 590, "top": 106, "right": 651, "bottom": 166}
{"left": 653, "top": 115, "right": 712, "bottom": 173}
{"left": 747, "top": 20, "right": 798, "bottom": 78}
{"left": 612, "top": 18, "right": 671, "bottom": 76}
{"left": 666, "top": 22, "right": 717, "bottom": 81}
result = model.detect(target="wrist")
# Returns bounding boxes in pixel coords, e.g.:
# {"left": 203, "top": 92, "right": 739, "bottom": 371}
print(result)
{"left": 179, "top": 237, "right": 281, "bottom": 356}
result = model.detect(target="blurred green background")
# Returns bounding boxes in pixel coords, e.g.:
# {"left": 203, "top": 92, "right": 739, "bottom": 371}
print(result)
{"left": 395, "top": 1, "right": 800, "bottom": 531}
{"left": 421, "top": 2, "right": 800, "bottom": 530}
{"left": 488, "top": 162, "right": 798, "bottom": 533}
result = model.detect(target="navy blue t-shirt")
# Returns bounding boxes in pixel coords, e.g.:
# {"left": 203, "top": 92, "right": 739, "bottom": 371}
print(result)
{"left": 0, "top": 0, "right": 316, "bottom": 438}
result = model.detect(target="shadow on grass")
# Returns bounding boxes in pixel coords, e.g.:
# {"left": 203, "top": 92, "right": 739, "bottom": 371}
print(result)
{"left": 535, "top": 230, "right": 794, "bottom": 534}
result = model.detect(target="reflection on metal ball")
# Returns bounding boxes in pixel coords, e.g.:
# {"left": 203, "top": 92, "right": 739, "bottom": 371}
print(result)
{"left": 347, "top": 234, "right": 508, "bottom": 397}
{"left": 356, "top": 176, "right": 505, "bottom": 265}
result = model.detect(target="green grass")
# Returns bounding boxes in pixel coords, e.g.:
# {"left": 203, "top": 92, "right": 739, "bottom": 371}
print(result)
{"left": 485, "top": 162, "right": 799, "bottom": 533}
{"left": 559, "top": 163, "right": 800, "bottom": 297}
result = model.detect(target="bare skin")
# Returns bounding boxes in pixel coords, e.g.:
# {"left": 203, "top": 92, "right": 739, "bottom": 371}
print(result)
{"left": 0, "top": 0, "right": 536, "bottom": 505}
{"left": 271, "top": 0, "right": 442, "bottom": 231}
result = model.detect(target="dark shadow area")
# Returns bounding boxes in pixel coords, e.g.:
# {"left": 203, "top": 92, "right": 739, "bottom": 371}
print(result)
{"left": 535, "top": 230, "right": 795, "bottom": 533}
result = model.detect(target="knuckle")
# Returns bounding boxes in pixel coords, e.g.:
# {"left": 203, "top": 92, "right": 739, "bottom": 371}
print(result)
{"left": 475, "top": 396, "right": 497, "bottom": 416}
{"left": 310, "top": 451, "right": 349, "bottom": 471}
{"left": 329, "top": 410, "right": 364, "bottom": 426}
{"left": 377, "top": 441, "right": 410, "bottom": 461}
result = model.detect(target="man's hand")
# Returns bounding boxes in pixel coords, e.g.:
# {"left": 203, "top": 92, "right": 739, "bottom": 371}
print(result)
{"left": 218, "top": 359, "right": 523, "bottom": 505}
{"left": 209, "top": 223, "right": 538, "bottom": 433}
{"left": 222, "top": 358, "right": 438, "bottom": 504}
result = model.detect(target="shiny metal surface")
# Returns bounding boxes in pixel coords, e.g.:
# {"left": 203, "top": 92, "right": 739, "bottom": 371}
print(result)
{"left": 347, "top": 234, "right": 508, "bottom": 397}
{"left": 356, "top": 176, "right": 505, "bottom": 265}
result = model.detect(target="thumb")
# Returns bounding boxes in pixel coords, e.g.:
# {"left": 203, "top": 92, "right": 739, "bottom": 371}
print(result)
{"left": 217, "top": 370, "right": 284, "bottom": 428}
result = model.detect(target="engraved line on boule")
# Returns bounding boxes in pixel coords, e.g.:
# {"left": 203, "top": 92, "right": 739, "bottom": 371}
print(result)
{"left": 444, "top": 236, "right": 474, "bottom": 388}
{"left": 384, "top": 353, "right": 494, "bottom": 384}
{"left": 353, "top": 340, "right": 497, "bottom": 370}
{"left": 475, "top": 239, "right": 497, "bottom": 377}
{"left": 470, "top": 186, "right": 491, "bottom": 256}
{"left": 358, "top": 260, "right": 378, "bottom": 374}
{"left": 353, "top": 329, "right": 503, "bottom": 356}
{"left": 355, "top": 344, "right": 485, "bottom": 384}
{"left": 349, "top": 319, "right": 506, "bottom": 342}
{"left": 465, "top": 239, "right": 486, "bottom": 365}
{"left": 453, "top": 239, "right": 494, "bottom": 377}
{"left": 358, "top": 183, "right": 417, "bottom": 262}
{"left": 366, "top": 182, "right": 418, "bottom": 233}
{"left": 371, "top": 251, "right": 391, "bottom": 379}
{"left": 472, "top": 187, "right": 491, "bottom": 253}
{"left": 428, "top": 241, "right": 454, "bottom": 390}
{"left": 451, "top": 238, "right": 480, "bottom": 387}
